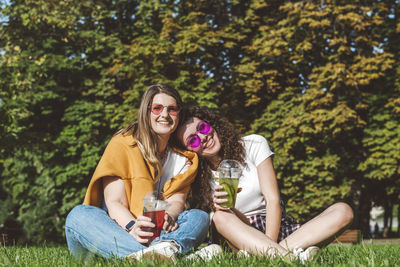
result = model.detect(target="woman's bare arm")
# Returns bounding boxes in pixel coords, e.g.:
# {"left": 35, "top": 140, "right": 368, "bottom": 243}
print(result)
{"left": 103, "top": 176, "right": 153, "bottom": 243}
{"left": 257, "top": 157, "right": 282, "bottom": 242}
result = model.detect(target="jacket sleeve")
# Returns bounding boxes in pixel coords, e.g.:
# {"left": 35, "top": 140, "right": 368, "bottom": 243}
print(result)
{"left": 162, "top": 149, "right": 198, "bottom": 199}
{"left": 82, "top": 136, "right": 134, "bottom": 207}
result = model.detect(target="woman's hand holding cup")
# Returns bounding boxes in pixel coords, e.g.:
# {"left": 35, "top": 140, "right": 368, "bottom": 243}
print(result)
{"left": 213, "top": 184, "right": 230, "bottom": 210}
{"left": 129, "top": 215, "right": 154, "bottom": 244}
{"left": 213, "top": 184, "right": 242, "bottom": 210}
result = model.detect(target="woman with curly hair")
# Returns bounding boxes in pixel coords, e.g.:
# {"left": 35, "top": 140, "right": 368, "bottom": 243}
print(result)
{"left": 175, "top": 106, "right": 354, "bottom": 262}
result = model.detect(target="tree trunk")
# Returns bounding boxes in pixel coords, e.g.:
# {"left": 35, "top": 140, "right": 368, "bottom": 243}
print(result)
{"left": 351, "top": 186, "right": 371, "bottom": 238}
{"left": 359, "top": 198, "right": 372, "bottom": 238}
{"left": 382, "top": 199, "right": 391, "bottom": 238}
{"left": 397, "top": 204, "right": 400, "bottom": 237}
{"left": 383, "top": 199, "right": 389, "bottom": 228}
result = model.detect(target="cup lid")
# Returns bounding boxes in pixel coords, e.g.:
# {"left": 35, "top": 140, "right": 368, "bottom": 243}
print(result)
{"left": 217, "top": 159, "right": 242, "bottom": 178}
{"left": 143, "top": 199, "right": 169, "bottom": 211}
{"left": 219, "top": 159, "right": 241, "bottom": 169}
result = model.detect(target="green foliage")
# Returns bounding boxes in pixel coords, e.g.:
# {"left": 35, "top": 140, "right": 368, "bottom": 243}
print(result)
{"left": 245, "top": 1, "right": 398, "bottom": 227}
{"left": 0, "top": 0, "right": 123, "bottom": 243}
{"left": 0, "top": 0, "right": 399, "bottom": 243}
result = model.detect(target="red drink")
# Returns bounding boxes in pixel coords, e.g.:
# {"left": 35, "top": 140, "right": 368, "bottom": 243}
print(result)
{"left": 143, "top": 210, "right": 165, "bottom": 240}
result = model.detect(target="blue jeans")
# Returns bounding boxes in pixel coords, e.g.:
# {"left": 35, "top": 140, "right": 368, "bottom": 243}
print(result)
{"left": 65, "top": 205, "right": 209, "bottom": 259}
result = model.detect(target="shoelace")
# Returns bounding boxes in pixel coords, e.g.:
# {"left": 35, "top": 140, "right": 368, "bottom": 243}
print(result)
{"left": 293, "top": 247, "right": 306, "bottom": 263}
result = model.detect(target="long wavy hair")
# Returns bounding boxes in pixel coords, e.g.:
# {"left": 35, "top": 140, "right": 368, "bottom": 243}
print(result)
{"left": 173, "top": 106, "right": 246, "bottom": 212}
{"left": 117, "top": 84, "right": 183, "bottom": 172}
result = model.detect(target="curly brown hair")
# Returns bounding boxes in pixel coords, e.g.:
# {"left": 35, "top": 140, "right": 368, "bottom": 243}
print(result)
{"left": 172, "top": 106, "right": 246, "bottom": 212}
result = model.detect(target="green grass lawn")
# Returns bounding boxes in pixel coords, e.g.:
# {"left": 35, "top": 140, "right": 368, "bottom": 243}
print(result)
{"left": 1, "top": 244, "right": 399, "bottom": 267}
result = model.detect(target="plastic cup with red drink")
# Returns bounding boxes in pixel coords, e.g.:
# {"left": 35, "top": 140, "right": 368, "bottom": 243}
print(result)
{"left": 142, "top": 196, "right": 169, "bottom": 240}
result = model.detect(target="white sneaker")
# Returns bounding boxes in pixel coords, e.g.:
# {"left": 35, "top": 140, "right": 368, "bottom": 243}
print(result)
{"left": 237, "top": 250, "right": 251, "bottom": 257}
{"left": 128, "top": 241, "right": 179, "bottom": 262}
{"left": 293, "top": 246, "right": 319, "bottom": 263}
{"left": 186, "top": 244, "right": 223, "bottom": 261}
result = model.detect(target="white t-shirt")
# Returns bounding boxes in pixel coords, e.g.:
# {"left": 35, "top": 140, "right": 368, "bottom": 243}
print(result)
{"left": 211, "top": 134, "right": 274, "bottom": 217}
{"left": 154, "top": 148, "right": 190, "bottom": 197}
{"left": 102, "top": 148, "right": 190, "bottom": 211}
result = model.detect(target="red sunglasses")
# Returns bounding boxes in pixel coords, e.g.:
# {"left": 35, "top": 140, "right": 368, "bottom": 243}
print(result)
{"left": 150, "top": 104, "right": 180, "bottom": 116}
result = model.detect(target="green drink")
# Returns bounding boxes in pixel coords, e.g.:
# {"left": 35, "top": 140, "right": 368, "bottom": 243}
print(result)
{"left": 214, "top": 159, "right": 242, "bottom": 208}
{"left": 219, "top": 177, "right": 239, "bottom": 208}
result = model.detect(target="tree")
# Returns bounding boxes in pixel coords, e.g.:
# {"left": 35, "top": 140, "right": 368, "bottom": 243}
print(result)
{"left": 244, "top": 1, "right": 394, "bottom": 236}
{"left": 1, "top": 0, "right": 399, "bottom": 243}
{"left": 0, "top": 0, "right": 129, "bottom": 243}
{"left": 358, "top": 0, "right": 400, "bottom": 235}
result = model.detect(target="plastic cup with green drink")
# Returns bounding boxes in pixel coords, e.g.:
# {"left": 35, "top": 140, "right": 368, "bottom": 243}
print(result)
{"left": 213, "top": 159, "right": 242, "bottom": 208}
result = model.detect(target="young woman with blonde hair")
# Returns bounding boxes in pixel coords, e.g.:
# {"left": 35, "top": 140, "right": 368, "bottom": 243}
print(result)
{"left": 65, "top": 84, "right": 209, "bottom": 261}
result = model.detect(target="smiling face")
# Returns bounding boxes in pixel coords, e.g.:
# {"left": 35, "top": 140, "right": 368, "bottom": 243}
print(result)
{"left": 177, "top": 117, "right": 221, "bottom": 160}
{"left": 150, "top": 93, "right": 180, "bottom": 138}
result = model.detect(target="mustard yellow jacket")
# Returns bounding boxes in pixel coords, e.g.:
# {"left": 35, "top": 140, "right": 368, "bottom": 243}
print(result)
{"left": 83, "top": 133, "right": 198, "bottom": 218}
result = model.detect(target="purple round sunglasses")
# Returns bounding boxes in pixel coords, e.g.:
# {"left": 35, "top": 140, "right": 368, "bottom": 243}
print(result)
{"left": 186, "top": 121, "right": 212, "bottom": 151}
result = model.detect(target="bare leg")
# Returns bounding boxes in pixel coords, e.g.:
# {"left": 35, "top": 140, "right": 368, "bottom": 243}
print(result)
{"left": 213, "top": 210, "right": 288, "bottom": 257}
{"left": 279, "top": 202, "right": 354, "bottom": 250}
